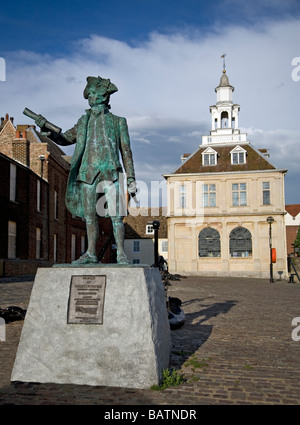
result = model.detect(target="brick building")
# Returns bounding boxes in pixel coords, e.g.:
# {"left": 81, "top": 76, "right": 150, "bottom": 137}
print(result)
{"left": 0, "top": 113, "right": 112, "bottom": 276}
{"left": 285, "top": 204, "right": 300, "bottom": 256}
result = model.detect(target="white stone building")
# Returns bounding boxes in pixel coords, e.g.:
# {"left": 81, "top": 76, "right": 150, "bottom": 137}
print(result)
{"left": 163, "top": 68, "right": 288, "bottom": 278}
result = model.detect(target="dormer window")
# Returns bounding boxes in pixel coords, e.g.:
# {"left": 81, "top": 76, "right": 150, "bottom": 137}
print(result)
{"left": 146, "top": 223, "right": 154, "bottom": 235}
{"left": 202, "top": 147, "right": 218, "bottom": 166}
{"left": 230, "top": 145, "right": 247, "bottom": 165}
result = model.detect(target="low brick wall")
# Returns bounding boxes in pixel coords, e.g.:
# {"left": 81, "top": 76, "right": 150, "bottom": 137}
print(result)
{"left": 0, "top": 259, "right": 52, "bottom": 277}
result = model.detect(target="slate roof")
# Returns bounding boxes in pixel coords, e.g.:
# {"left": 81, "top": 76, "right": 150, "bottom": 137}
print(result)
{"left": 172, "top": 143, "right": 276, "bottom": 174}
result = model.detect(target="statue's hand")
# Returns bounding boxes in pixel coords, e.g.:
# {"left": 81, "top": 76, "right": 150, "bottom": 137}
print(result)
{"left": 35, "top": 114, "right": 47, "bottom": 130}
{"left": 127, "top": 180, "right": 137, "bottom": 195}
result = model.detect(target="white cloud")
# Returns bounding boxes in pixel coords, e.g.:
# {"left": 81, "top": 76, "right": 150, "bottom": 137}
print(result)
{"left": 245, "top": 127, "right": 300, "bottom": 171}
{"left": 130, "top": 132, "right": 152, "bottom": 145}
{"left": 0, "top": 17, "right": 300, "bottom": 204}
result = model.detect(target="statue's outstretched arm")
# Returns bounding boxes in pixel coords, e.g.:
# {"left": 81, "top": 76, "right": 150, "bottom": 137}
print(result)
{"left": 23, "top": 107, "right": 76, "bottom": 146}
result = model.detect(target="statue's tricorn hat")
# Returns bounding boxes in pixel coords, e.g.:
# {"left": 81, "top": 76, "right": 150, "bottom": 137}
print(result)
{"left": 83, "top": 76, "right": 118, "bottom": 99}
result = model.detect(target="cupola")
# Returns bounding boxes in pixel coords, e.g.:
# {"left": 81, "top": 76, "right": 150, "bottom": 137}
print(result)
{"left": 201, "top": 57, "right": 248, "bottom": 146}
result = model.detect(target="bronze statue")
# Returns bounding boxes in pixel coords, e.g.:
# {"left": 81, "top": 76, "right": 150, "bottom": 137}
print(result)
{"left": 25, "top": 76, "right": 137, "bottom": 264}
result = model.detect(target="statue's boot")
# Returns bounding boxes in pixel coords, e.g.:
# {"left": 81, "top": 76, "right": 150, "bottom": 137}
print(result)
{"left": 72, "top": 251, "right": 98, "bottom": 265}
{"left": 112, "top": 218, "right": 130, "bottom": 264}
{"left": 117, "top": 252, "right": 130, "bottom": 264}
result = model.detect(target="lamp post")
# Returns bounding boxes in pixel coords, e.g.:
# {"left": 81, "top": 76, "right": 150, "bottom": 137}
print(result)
{"left": 152, "top": 220, "right": 160, "bottom": 267}
{"left": 38, "top": 155, "right": 45, "bottom": 179}
{"left": 266, "top": 216, "right": 275, "bottom": 282}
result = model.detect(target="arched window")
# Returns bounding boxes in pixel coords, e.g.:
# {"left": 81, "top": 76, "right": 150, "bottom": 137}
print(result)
{"left": 221, "top": 111, "right": 228, "bottom": 128}
{"left": 229, "top": 227, "right": 252, "bottom": 258}
{"left": 198, "top": 228, "right": 221, "bottom": 257}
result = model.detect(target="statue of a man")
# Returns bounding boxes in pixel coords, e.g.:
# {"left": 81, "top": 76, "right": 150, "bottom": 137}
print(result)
{"left": 35, "top": 76, "right": 137, "bottom": 264}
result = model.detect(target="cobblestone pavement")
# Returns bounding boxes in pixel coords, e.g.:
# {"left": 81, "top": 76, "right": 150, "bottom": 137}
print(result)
{"left": 0, "top": 274, "right": 300, "bottom": 405}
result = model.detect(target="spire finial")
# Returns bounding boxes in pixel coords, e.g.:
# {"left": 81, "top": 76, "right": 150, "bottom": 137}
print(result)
{"left": 221, "top": 54, "right": 227, "bottom": 73}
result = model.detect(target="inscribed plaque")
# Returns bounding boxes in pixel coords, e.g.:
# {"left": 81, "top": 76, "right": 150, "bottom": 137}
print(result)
{"left": 67, "top": 275, "right": 106, "bottom": 324}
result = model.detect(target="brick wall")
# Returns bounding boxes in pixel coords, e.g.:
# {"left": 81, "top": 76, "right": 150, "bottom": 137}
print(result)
{"left": 0, "top": 116, "right": 16, "bottom": 159}
{"left": 0, "top": 116, "right": 114, "bottom": 274}
{"left": 29, "top": 142, "right": 49, "bottom": 179}
{"left": 12, "top": 138, "right": 29, "bottom": 166}
{"left": 1, "top": 259, "right": 52, "bottom": 277}
{"left": 286, "top": 225, "right": 299, "bottom": 255}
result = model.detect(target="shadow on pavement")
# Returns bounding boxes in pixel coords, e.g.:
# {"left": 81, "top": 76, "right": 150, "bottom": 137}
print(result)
{"left": 170, "top": 299, "right": 237, "bottom": 368}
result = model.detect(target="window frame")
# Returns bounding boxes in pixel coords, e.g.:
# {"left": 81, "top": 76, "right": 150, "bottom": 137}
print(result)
{"left": 203, "top": 153, "right": 216, "bottom": 166}
{"left": 8, "top": 220, "right": 17, "bottom": 259}
{"left": 9, "top": 163, "right": 17, "bottom": 202}
{"left": 80, "top": 235, "right": 86, "bottom": 255}
{"left": 229, "top": 227, "right": 252, "bottom": 258}
{"left": 179, "top": 184, "right": 186, "bottom": 209}
{"left": 54, "top": 190, "right": 58, "bottom": 220}
{"left": 230, "top": 146, "right": 247, "bottom": 165}
{"left": 161, "top": 240, "right": 168, "bottom": 253}
{"left": 203, "top": 183, "right": 216, "bottom": 207}
{"left": 133, "top": 240, "right": 140, "bottom": 253}
{"left": 53, "top": 234, "right": 58, "bottom": 263}
{"left": 146, "top": 224, "right": 154, "bottom": 235}
{"left": 262, "top": 181, "right": 271, "bottom": 205}
{"left": 37, "top": 179, "right": 41, "bottom": 212}
{"left": 36, "top": 227, "right": 42, "bottom": 259}
{"left": 232, "top": 183, "right": 247, "bottom": 206}
{"left": 202, "top": 147, "right": 218, "bottom": 166}
{"left": 198, "top": 227, "right": 221, "bottom": 258}
{"left": 71, "top": 234, "right": 76, "bottom": 262}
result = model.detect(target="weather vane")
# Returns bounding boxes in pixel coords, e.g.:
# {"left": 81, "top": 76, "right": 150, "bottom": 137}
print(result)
{"left": 221, "top": 54, "right": 227, "bottom": 72}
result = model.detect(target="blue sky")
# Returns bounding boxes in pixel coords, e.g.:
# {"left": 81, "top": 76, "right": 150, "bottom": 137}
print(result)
{"left": 0, "top": 0, "right": 300, "bottom": 205}
{"left": 1, "top": 0, "right": 299, "bottom": 54}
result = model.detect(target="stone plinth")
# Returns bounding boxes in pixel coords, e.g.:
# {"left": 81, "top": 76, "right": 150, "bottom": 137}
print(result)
{"left": 11, "top": 265, "right": 170, "bottom": 389}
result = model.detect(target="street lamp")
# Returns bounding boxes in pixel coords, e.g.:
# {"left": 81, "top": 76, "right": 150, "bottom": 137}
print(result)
{"left": 267, "top": 216, "right": 275, "bottom": 282}
{"left": 152, "top": 220, "right": 160, "bottom": 267}
{"left": 38, "top": 155, "right": 45, "bottom": 179}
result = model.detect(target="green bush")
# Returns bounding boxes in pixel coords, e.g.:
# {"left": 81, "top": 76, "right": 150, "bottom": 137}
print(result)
{"left": 295, "top": 226, "right": 300, "bottom": 255}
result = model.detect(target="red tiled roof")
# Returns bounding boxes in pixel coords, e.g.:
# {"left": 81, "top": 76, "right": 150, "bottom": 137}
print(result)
{"left": 285, "top": 204, "right": 300, "bottom": 217}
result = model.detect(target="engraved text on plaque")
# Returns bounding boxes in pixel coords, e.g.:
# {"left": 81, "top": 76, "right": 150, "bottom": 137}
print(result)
{"left": 67, "top": 275, "right": 106, "bottom": 324}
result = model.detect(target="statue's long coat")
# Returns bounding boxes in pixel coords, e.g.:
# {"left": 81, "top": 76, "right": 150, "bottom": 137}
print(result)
{"left": 62, "top": 109, "right": 135, "bottom": 218}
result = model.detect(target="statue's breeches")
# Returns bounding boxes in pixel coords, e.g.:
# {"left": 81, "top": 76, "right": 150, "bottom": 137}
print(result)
{"left": 79, "top": 174, "right": 126, "bottom": 219}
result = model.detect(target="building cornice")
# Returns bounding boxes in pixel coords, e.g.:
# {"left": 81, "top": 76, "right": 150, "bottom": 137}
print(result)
{"left": 163, "top": 168, "right": 288, "bottom": 179}
{"left": 166, "top": 211, "right": 287, "bottom": 218}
